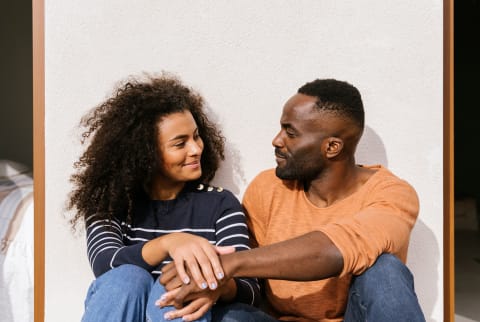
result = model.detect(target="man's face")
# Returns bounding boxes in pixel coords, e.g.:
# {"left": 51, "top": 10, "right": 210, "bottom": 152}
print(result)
{"left": 272, "top": 93, "right": 334, "bottom": 182}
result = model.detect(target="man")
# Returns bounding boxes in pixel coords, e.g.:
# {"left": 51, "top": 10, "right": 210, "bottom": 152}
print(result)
{"left": 160, "top": 79, "right": 425, "bottom": 322}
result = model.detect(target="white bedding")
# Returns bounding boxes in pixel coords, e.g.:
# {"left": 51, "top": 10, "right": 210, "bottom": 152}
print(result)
{"left": 0, "top": 161, "right": 34, "bottom": 322}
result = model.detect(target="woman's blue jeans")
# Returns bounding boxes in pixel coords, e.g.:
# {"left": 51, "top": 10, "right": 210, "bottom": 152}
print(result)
{"left": 81, "top": 254, "right": 425, "bottom": 322}
{"left": 81, "top": 264, "right": 210, "bottom": 322}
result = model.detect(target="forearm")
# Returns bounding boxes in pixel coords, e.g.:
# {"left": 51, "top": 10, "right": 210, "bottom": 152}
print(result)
{"left": 142, "top": 236, "right": 169, "bottom": 266}
{"left": 221, "top": 231, "right": 344, "bottom": 281}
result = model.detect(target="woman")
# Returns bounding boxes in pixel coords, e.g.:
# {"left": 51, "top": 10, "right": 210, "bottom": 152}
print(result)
{"left": 67, "top": 73, "right": 260, "bottom": 322}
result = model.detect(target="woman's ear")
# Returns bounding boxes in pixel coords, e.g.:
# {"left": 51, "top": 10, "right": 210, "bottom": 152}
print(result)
{"left": 324, "top": 137, "right": 343, "bottom": 158}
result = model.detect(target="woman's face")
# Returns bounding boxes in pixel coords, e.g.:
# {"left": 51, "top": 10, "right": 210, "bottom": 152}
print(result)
{"left": 155, "top": 110, "right": 204, "bottom": 187}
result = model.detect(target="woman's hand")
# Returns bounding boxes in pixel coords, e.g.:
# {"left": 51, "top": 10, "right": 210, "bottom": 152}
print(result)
{"left": 159, "top": 245, "right": 236, "bottom": 291}
{"left": 143, "top": 233, "right": 234, "bottom": 291}
{"left": 156, "top": 284, "right": 222, "bottom": 322}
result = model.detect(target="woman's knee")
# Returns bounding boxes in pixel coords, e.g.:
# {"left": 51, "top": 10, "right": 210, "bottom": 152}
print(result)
{"left": 94, "top": 264, "right": 154, "bottom": 296}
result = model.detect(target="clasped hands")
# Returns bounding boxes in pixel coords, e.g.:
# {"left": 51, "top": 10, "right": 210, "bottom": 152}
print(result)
{"left": 156, "top": 239, "right": 236, "bottom": 321}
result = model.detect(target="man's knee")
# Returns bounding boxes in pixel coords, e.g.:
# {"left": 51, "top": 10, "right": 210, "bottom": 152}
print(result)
{"left": 350, "top": 253, "right": 416, "bottom": 299}
{"left": 362, "top": 254, "right": 412, "bottom": 283}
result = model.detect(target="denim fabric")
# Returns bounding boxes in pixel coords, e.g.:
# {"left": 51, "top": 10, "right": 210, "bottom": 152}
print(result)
{"left": 81, "top": 264, "right": 210, "bottom": 322}
{"left": 344, "top": 254, "right": 426, "bottom": 322}
{"left": 82, "top": 264, "right": 153, "bottom": 322}
{"left": 209, "top": 254, "right": 425, "bottom": 322}
{"left": 81, "top": 255, "right": 425, "bottom": 322}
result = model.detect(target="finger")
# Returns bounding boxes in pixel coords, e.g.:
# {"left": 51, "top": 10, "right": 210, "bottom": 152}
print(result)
{"left": 200, "top": 244, "right": 227, "bottom": 282}
{"left": 214, "top": 245, "right": 236, "bottom": 255}
{"left": 179, "top": 300, "right": 211, "bottom": 322}
{"left": 173, "top": 258, "right": 191, "bottom": 285}
{"left": 163, "top": 298, "right": 208, "bottom": 321}
{"left": 173, "top": 283, "right": 198, "bottom": 309}
{"left": 159, "top": 263, "right": 175, "bottom": 285}
{"left": 160, "top": 264, "right": 183, "bottom": 290}
{"left": 155, "top": 288, "right": 179, "bottom": 307}
{"left": 165, "top": 275, "right": 183, "bottom": 291}
{"left": 183, "top": 252, "right": 210, "bottom": 290}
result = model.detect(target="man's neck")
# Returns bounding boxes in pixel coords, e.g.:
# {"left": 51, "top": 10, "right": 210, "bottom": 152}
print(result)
{"left": 304, "top": 165, "right": 373, "bottom": 208}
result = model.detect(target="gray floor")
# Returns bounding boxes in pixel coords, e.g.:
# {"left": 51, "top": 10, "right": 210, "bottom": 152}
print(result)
{"left": 455, "top": 229, "right": 480, "bottom": 321}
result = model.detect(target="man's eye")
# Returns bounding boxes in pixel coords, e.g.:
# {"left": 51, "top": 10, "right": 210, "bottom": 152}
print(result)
{"left": 286, "top": 130, "right": 296, "bottom": 137}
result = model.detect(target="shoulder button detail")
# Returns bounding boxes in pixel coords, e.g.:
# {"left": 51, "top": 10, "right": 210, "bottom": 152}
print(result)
{"left": 207, "top": 186, "right": 214, "bottom": 192}
{"left": 216, "top": 187, "right": 223, "bottom": 192}
{"left": 197, "top": 184, "right": 204, "bottom": 190}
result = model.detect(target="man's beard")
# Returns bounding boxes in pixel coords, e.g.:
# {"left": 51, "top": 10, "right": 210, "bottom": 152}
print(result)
{"left": 275, "top": 156, "right": 321, "bottom": 182}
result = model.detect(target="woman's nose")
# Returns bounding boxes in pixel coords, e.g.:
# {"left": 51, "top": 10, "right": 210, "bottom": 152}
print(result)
{"left": 189, "top": 140, "right": 202, "bottom": 155}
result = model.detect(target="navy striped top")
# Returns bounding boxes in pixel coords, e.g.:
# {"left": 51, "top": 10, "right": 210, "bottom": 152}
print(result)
{"left": 85, "top": 183, "right": 260, "bottom": 305}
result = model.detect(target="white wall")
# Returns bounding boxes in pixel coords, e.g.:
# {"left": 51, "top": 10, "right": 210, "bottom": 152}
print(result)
{"left": 45, "top": 1, "right": 444, "bottom": 321}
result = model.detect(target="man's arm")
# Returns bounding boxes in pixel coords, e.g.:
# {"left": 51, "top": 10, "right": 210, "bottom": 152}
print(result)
{"left": 164, "top": 230, "right": 344, "bottom": 310}
{"left": 221, "top": 230, "right": 344, "bottom": 281}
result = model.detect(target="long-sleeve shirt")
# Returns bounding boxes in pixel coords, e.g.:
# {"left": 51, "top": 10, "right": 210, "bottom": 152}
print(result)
{"left": 86, "top": 183, "right": 260, "bottom": 306}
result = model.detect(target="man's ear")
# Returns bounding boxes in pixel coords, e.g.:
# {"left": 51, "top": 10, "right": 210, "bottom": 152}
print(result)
{"left": 324, "top": 137, "right": 343, "bottom": 158}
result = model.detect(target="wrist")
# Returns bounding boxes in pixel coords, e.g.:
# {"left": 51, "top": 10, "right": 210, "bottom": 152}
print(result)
{"left": 220, "top": 252, "right": 239, "bottom": 279}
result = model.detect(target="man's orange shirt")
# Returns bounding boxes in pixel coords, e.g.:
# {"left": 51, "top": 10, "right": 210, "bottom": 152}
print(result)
{"left": 242, "top": 165, "right": 419, "bottom": 322}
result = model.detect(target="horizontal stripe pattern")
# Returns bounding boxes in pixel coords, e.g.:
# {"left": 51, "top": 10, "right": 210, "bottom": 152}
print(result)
{"left": 84, "top": 186, "right": 260, "bottom": 306}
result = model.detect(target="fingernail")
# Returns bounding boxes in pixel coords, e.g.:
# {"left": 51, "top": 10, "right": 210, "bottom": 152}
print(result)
{"left": 201, "top": 282, "right": 208, "bottom": 289}
{"left": 164, "top": 313, "right": 171, "bottom": 320}
{"left": 160, "top": 294, "right": 167, "bottom": 302}
{"left": 210, "top": 282, "right": 217, "bottom": 289}
{"left": 183, "top": 277, "right": 190, "bottom": 284}
{"left": 155, "top": 299, "right": 162, "bottom": 306}
{"left": 217, "top": 272, "right": 224, "bottom": 279}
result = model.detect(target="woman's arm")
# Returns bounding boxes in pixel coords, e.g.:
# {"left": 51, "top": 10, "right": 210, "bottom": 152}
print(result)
{"left": 87, "top": 217, "right": 226, "bottom": 291}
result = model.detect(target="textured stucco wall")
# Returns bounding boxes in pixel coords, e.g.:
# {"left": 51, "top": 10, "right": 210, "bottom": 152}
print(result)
{"left": 45, "top": 1, "right": 444, "bottom": 321}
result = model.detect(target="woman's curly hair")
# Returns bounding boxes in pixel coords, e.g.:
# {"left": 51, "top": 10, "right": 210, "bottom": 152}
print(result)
{"left": 67, "top": 73, "right": 225, "bottom": 229}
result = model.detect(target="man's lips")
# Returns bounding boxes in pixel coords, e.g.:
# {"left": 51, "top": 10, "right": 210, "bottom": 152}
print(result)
{"left": 274, "top": 149, "right": 288, "bottom": 159}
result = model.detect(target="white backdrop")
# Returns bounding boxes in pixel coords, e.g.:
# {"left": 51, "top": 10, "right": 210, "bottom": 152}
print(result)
{"left": 45, "top": 1, "right": 444, "bottom": 321}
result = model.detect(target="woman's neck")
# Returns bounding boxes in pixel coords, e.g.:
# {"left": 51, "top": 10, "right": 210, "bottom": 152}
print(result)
{"left": 149, "top": 179, "right": 186, "bottom": 200}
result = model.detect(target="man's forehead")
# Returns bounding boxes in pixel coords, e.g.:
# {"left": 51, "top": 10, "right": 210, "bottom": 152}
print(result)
{"left": 281, "top": 94, "right": 321, "bottom": 122}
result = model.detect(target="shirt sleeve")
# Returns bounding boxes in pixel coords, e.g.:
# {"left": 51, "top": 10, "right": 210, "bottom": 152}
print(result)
{"left": 319, "top": 176, "right": 420, "bottom": 277}
{"left": 242, "top": 170, "right": 272, "bottom": 248}
{"left": 86, "top": 218, "right": 155, "bottom": 277}
{"left": 215, "top": 191, "right": 261, "bottom": 307}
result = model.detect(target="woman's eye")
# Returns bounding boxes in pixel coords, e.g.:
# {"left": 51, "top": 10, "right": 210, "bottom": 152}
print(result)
{"left": 174, "top": 142, "right": 185, "bottom": 148}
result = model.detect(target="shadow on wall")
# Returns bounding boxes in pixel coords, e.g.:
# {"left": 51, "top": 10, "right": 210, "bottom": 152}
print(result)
{"left": 203, "top": 104, "right": 246, "bottom": 195}
{"left": 213, "top": 146, "right": 246, "bottom": 196}
{"left": 349, "top": 125, "right": 439, "bottom": 320}
{"left": 408, "top": 219, "right": 439, "bottom": 322}
{"left": 356, "top": 126, "right": 389, "bottom": 167}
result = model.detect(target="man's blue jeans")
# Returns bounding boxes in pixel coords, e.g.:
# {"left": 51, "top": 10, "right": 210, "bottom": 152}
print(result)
{"left": 81, "top": 254, "right": 425, "bottom": 322}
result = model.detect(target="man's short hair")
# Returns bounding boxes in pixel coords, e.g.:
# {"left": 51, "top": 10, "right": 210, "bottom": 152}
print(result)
{"left": 298, "top": 79, "right": 364, "bottom": 128}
